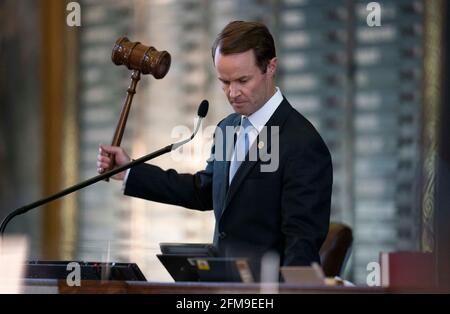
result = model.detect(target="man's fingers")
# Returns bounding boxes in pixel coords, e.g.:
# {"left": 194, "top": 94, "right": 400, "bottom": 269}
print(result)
{"left": 96, "top": 153, "right": 113, "bottom": 172}
{"left": 97, "top": 145, "right": 129, "bottom": 178}
{"left": 99, "top": 146, "right": 110, "bottom": 157}
{"left": 99, "top": 144, "right": 122, "bottom": 155}
{"left": 97, "top": 155, "right": 111, "bottom": 164}
{"left": 97, "top": 160, "right": 109, "bottom": 169}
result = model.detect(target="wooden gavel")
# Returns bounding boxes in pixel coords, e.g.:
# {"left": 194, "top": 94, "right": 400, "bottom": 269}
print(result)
{"left": 104, "top": 37, "right": 171, "bottom": 180}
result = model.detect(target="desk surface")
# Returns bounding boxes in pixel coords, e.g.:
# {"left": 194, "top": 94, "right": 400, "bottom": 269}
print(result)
{"left": 23, "top": 279, "right": 386, "bottom": 294}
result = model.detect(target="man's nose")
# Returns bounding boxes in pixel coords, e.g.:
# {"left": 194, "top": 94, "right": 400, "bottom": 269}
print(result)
{"left": 229, "top": 83, "right": 241, "bottom": 99}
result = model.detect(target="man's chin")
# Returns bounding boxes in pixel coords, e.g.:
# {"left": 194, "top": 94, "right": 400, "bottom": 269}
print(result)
{"left": 231, "top": 102, "right": 247, "bottom": 114}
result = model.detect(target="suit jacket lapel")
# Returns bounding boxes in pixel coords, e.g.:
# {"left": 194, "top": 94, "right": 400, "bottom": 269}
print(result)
{"left": 221, "top": 114, "right": 241, "bottom": 197}
{"left": 221, "top": 98, "right": 292, "bottom": 217}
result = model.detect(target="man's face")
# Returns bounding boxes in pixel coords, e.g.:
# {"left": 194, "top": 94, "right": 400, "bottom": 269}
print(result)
{"left": 214, "top": 49, "right": 277, "bottom": 116}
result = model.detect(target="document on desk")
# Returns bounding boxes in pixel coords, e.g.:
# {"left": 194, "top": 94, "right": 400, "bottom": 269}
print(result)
{"left": 0, "top": 236, "right": 28, "bottom": 293}
{"left": 280, "top": 263, "right": 326, "bottom": 285}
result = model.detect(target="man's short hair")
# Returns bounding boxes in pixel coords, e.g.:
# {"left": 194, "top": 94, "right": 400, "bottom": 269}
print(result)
{"left": 211, "top": 20, "right": 276, "bottom": 73}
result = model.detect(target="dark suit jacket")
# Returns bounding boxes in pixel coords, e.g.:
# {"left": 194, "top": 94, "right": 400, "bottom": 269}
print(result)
{"left": 124, "top": 97, "right": 332, "bottom": 267}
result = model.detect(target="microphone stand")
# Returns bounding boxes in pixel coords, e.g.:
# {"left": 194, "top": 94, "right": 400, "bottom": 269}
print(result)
{"left": 0, "top": 114, "right": 206, "bottom": 236}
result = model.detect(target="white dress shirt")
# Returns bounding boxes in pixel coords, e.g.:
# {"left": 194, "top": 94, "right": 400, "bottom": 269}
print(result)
{"left": 236, "top": 86, "right": 283, "bottom": 149}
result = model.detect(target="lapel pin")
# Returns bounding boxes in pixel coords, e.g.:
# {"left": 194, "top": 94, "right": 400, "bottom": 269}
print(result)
{"left": 258, "top": 141, "right": 265, "bottom": 150}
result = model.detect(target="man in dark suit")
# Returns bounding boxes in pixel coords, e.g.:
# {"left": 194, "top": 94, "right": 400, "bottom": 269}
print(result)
{"left": 97, "top": 21, "right": 332, "bottom": 270}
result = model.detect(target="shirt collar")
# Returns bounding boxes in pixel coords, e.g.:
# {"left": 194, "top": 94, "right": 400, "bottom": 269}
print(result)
{"left": 242, "top": 87, "right": 283, "bottom": 133}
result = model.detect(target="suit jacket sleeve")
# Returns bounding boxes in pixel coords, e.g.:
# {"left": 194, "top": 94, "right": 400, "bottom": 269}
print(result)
{"left": 123, "top": 145, "right": 215, "bottom": 211}
{"left": 281, "top": 136, "right": 333, "bottom": 266}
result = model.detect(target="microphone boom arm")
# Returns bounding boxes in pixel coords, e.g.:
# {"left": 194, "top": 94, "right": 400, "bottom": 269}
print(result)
{"left": 0, "top": 115, "right": 205, "bottom": 236}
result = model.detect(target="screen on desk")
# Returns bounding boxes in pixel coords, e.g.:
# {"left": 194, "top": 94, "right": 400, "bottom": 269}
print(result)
{"left": 24, "top": 260, "right": 147, "bottom": 281}
{"left": 157, "top": 243, "right": 257, "bottom": 282}
{"left": 159, "top": 242, "right": 217, "bottom": 256}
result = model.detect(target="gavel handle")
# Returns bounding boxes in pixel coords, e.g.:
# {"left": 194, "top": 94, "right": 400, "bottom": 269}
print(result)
{"left": 105, "top": 70, "right": 141, "bottom": 181}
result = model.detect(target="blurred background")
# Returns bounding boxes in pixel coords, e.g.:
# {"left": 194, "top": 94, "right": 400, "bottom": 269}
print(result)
{"left": 0, "top": 0, "right": 448, "bottom": 285}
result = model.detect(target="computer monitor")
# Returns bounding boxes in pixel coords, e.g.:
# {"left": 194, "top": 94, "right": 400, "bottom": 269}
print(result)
{"left": 156, "top": 254, "right": 199, "bottom": 282}
{"left": 188, "top": 257, "right": 256, "bottom": 283}
{"left": 24, "top": 260, "right": 147, "bottom": 281}
{"left": 159, "top": 242, "right": 217, "bottom": 256}
{"left": 157, "top": 243, "right": 216, "bottom": 282}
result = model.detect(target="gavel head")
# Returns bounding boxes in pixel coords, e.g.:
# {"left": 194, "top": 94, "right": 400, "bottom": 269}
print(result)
{"left": 111, "top": 37, "right": 171, "bottom": 79}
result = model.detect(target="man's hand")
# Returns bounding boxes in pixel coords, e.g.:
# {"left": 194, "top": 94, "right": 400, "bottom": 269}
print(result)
{"left": 97, "top": 144, "right": 131, "bottom": 181}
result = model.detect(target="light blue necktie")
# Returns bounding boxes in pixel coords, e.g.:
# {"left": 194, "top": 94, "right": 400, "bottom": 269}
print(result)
{"left": 229, "top": 117, "right": 252, "bottom": 184}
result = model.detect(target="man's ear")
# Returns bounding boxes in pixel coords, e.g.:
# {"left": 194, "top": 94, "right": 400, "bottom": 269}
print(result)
{"left": 267, "top": 57, "right": 278, "bottom": 76}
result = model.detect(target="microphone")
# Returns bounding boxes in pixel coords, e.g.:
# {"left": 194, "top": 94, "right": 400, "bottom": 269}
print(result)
{"left": 0, "top": 100, "right": 209, "bottom": 236}
{"left": 172, "top": 100, "right": 208, "bottom": 151}
{"left": 197, "top": 99, "right": 209, "bottom": 118}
